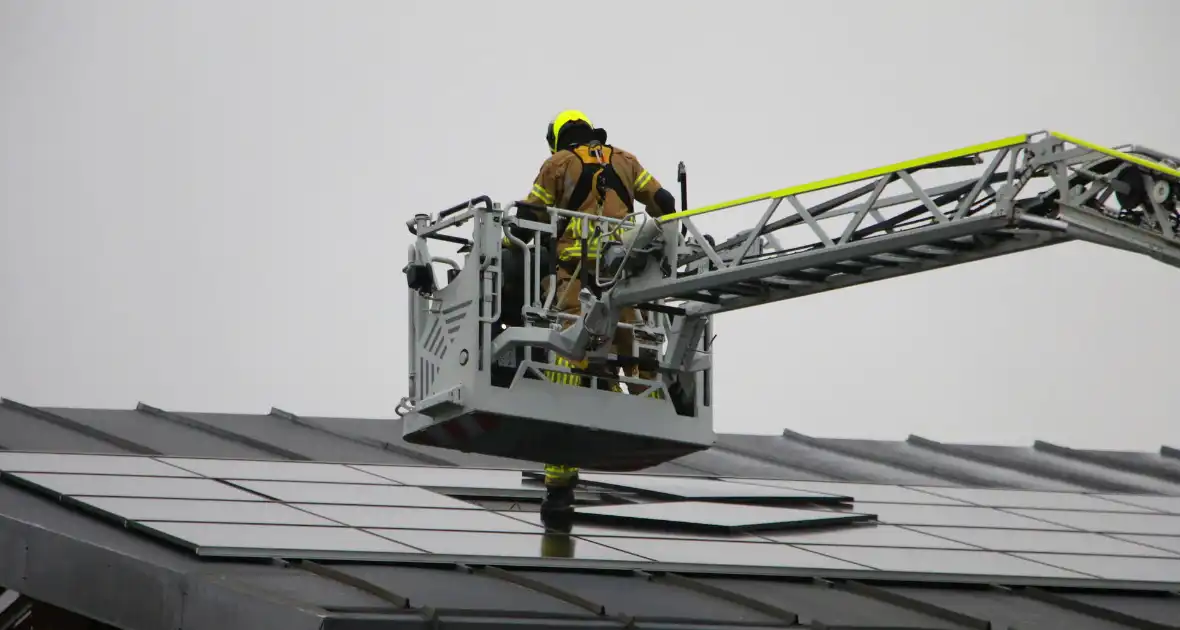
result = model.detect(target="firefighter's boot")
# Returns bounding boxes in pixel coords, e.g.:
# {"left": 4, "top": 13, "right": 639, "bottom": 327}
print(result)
{"left": 541, "top": 532, "right": 576, "bottom": 558}
{"left": 540, "top": 467, "right": 579, "bottom": 533}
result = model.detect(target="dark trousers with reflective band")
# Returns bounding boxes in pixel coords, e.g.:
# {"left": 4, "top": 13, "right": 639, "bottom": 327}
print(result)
{"left": 541, "top": 266, "right": 663, "bottom": 486}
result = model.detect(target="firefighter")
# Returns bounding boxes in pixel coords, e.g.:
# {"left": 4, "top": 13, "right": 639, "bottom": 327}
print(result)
{"left": 513, "top": 109, "right": 678, "bottom": 529}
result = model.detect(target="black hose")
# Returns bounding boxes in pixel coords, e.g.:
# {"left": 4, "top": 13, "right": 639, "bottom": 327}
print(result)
{"left": 439, "top": 195, "right": 493, "bottom": 219}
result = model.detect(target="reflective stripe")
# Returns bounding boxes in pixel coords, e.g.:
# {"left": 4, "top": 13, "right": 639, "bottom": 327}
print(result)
{"left": 544, "top": 463, "right": 579, "bottom": 484}
{"left": 544, "top": 355, "right": 623, "bottom": 393}
{"left": 559, "top": 216, "right": 601, "bottom": 261}
{"left": 565, "top": 216, "right": 585, "bottom": 239}
{"left": 546, "top": 355, "right": 585, "bottom": 386}
{"left": 657, "top": 133, "right": 1031, "bottom": 223}
{"left": 634, "top": 170, "right": 653, "bottom": 190}
{"left": 559, "top": 243, "right": 598, "bottom": 261}
{"left": 531, "top": 184, "right": 555, "bottom": 205}
{"left": 557, "top": 215, "right": 630, "bottom": 261}
{"left": 1049, "top": 131, "right": 1180, "bottom": 179}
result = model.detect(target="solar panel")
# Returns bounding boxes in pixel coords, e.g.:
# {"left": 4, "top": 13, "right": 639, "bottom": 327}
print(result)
{"left": 906, "top": 526, "right": 1180, "bottom": 557}
{"left": 909, "top": 487, "right": 1158, "bottom": 512}
{"left": 494, "top": 510, "right": 774, "bottom": 542}
{"left": 0, "top": 452, "right": 196, "bottom": 477}
{"left": 720, "top": 479, "right": 969, "bottom": 506}
{"left": 840, "top": 502, "right": 1072, "bottom": 530}
{"left": 1005, "top": 508, "right": 1180, "bottom": 536}
{"left": 5, "top": 451, "right": 1178, "bottom": 585}
{"left": 228, "top": 480, "right": 481, "bottom": 509}
{"left": 578, "top": 473, "right": 850, "bottom": 504}
{"left": 367, "top": 529, "right": 647, "bottom": 561}
{"left": 73, "top": 496, "right": 336, "bottom": 525}
{"left": 798, "top": 546, "right": 1094, "bottom": 578}
{"left": 352, "top": 465, "right": 545, "bottom": 495}
{"left": 572, "top": 501, "right": 875, "bottom": 533}
{"left": 1012, "top": 553, "right": 1180, "bottom": 582}
{"left": 291, "top": 504, "right": 545, "bottom": 533}
{"left": 1094, "top": 494, "right": 1180, "bottom": 515}
{"left": 1108, "top": 535, "right": 1180, "bottom": 555}
{"left": 758, "top": 523, "right": 975, "bottom": 549}
{"left": 577, "top": 536, "right": 870, "bottom": 569}
{"left": 160, "top": 457, "right": 391, "bottom": 484}
{"left": 139, "top": 521, "right": 425, "bottom": 558}
{"left": 0, "top": 591, "right": 17, "bottom": 614}
{"left": 6, "top": 472, "right": 266, "bottom": 501}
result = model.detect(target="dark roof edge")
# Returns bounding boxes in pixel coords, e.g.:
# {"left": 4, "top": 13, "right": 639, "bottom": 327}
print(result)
{"left": 4, "top": 489, "right": 1180, "bottom": 630}
{"left": 0, "top": 513, "right": 325, "bottom": 630}
{"left": 1034, "top": 440, "right": 1180, "bottom": 485}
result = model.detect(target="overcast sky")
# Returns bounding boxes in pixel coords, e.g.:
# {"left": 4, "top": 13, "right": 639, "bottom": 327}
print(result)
{"left": 2, "top": 0, "right": 1178, "bottom": 452}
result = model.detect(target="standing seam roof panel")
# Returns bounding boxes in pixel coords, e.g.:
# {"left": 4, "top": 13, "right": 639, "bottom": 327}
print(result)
{"left": 714, "top": 435, "right": 952, "bottom": 485}
{"left": 179, "top": 412, "right": 434, "bottom": 465}
{"left": 4, "top": 401, "right": 1180, "bottom": 496}
{"left": 45, "top": 408, "right": 279, "bottom": 459}
{"left": 951, "top": 445, "right": 1180, "bottom": 495}
{"left": 835, "top": 439, "right": 1092, "bottom": 492}
{"left": 0, "top": 406, "right": 130, "bottom": 455}
{"left": 298, "top": 415, "right": 524, "bottom": 468}
{"left": 677, "top": 443, "right": 834, "bottom": 480}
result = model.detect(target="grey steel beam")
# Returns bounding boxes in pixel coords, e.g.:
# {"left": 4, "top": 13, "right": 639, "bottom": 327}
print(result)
{"left": 610, "top": 215, "right": 1010, "bottom": 308}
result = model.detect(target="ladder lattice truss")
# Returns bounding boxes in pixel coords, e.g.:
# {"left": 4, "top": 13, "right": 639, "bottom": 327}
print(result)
{"left": 607, "top": 131, "right": 1180, "bottom": 316}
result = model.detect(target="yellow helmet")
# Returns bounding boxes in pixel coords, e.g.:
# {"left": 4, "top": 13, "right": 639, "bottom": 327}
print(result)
{"left": 546, "top": 109, "right": 593, "bottom": 153}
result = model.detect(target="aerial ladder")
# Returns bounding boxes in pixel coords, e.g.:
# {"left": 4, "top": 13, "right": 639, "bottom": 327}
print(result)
{"left": 398, "top": 130, "right": 1180, "bottom": 472}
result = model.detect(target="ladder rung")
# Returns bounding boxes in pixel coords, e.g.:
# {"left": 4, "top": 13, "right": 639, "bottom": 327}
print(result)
{"left": 763, "top": 276, "right": 814, "bottom": 287}
{"left": 708, "top": 283, "right": 766, "bottom": 298}
{"left": 675, "top": 291, "right": 723, "bottom": 304}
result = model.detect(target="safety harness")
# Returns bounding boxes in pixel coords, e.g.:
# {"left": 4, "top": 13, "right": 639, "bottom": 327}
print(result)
{"left": 556, "top": 141, "right": 634, "bottom": 271}
{"left": 546, "top": 142, "right": 658, "bottom": 397}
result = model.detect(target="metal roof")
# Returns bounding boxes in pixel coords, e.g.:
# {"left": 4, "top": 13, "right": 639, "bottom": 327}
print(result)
{"left": 1, "top": 396, "right": 1178, "bottom": 629}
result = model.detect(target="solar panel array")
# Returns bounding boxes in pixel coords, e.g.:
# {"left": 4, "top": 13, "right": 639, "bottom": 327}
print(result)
{"left": 2, "top": 451, "right": 1179, "bottom": 585}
